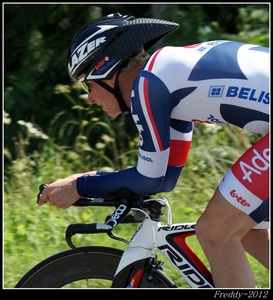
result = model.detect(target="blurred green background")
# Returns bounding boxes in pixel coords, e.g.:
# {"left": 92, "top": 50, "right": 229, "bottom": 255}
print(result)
{"left": 4, "top": 3, "right": 269, "bottom": 288}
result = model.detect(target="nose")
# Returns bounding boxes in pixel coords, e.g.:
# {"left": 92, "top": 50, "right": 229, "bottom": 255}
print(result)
{"left": 87, "top": 94, "right": 96, "bottom": 105}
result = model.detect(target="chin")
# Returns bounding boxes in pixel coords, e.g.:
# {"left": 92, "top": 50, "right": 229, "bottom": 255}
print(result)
{"left": 106, "top": 111, "right": 122, "bottom": 117}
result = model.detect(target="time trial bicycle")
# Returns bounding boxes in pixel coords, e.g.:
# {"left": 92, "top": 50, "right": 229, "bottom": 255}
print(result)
{"left": 14, "top": 184, "right": 269, "bottom": 288}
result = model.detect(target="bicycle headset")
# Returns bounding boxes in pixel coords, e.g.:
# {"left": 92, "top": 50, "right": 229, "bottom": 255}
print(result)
{"left": 67, "top": 12, "right": 179, "bottom": 116}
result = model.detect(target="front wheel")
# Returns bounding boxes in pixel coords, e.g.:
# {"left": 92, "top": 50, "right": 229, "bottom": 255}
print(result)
{"left": 15, "top": 246, "right": 176, "bottom": 288}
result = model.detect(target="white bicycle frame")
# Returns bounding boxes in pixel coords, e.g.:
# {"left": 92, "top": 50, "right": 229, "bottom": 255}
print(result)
{"left": 113, "top": 197, "right": 269, "bottom": 288}
{"left": 114, "top": 198, "right": 214, "bottom": 288}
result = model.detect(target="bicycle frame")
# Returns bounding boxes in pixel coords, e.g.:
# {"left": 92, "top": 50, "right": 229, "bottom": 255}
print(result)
{"left": 49, "top": 188, "right": 268, "bottom": 289}
{"left": 112, "top": 201, "right": 214, "bottom": 288}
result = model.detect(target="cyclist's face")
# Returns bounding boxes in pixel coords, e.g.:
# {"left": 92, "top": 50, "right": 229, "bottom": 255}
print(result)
{"left": 78, "top": 74, "right": 121, "bottom": 117}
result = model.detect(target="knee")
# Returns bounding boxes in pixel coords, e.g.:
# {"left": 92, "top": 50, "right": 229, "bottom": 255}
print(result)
{"left": 195, "top": 216, "right": 213, "bottom": 246}
{"left": 195, "top": 216, "right": 223, "bottom": 250}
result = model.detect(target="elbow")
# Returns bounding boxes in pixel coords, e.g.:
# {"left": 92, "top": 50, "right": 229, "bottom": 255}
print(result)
{"left": 160, "top": 182, "right": 176, "bottom": 192}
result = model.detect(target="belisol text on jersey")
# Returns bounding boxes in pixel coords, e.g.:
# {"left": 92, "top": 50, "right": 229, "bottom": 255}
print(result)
{"left": 226, "top": 86, "right": 269, "bottom": 104}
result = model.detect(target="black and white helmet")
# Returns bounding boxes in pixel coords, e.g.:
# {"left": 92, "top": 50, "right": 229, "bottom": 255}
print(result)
{"left": 67, "top": 12, "right": 179, "bottom": 80}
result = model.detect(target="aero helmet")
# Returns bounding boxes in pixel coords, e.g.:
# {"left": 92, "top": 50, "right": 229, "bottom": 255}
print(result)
{"left": 67, "top": 12, "right": 179, "bottom": 81}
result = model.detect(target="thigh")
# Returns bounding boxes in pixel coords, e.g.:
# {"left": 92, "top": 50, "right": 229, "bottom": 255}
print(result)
{"left": 197, "top": 188, "right": 257, "bottom": 240}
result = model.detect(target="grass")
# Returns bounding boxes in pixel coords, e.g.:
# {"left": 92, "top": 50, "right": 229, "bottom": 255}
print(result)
{"left": 3, "top": 124, "right": 269, "bottom": 288}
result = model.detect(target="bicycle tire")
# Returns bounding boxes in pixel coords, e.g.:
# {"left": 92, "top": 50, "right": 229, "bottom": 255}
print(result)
{"left": 14, "top": 246, "right": 176, "bottom": 288}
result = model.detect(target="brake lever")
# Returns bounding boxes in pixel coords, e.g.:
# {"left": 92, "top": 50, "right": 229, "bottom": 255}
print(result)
{"left": 37, "top": 183, "right": 48, "bottom": 203}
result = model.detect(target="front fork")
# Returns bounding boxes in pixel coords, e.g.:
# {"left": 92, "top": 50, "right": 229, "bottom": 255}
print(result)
{"left": 111, "top": 200, "right": 164, "bottom": 288}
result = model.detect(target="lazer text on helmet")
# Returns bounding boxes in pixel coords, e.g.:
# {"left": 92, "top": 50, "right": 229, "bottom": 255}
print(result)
{"left": 68, "top": 37, "right": 107, "bottom": 74}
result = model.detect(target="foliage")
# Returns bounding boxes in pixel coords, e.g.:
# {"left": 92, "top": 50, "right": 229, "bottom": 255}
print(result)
{"left": 4, "top": 3, "right": 269, "bottom": 169}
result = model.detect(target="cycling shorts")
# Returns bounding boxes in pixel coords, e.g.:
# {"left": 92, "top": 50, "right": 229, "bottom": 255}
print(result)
{"left": 218, "top": 133, "right": 269, "bottom": 223}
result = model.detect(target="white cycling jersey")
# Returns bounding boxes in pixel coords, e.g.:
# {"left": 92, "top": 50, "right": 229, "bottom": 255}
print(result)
{"left": 77, "top": 40, "right": 269, "bottom": 223}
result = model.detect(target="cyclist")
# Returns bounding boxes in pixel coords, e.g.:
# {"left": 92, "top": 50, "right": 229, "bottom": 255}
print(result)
{"left": 38, "top": 13, "right": 269, "bottom": 288}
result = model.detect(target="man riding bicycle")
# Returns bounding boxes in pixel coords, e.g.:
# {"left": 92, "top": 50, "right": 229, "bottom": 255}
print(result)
{"left": 38, "top": 12, "right": 269, "bottom": 288}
